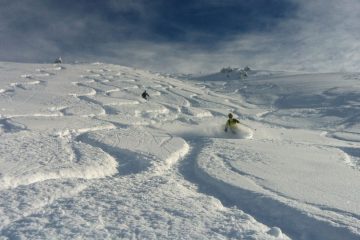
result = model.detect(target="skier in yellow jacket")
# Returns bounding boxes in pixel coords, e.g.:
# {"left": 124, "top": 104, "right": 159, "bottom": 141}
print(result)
{"left": 224, "top": 113, "right": 240, "bottom": 133}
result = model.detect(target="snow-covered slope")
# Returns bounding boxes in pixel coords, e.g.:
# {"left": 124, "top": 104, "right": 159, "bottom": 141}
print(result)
{"left": 0, "top": 62, "right": 359, "bottom": 239}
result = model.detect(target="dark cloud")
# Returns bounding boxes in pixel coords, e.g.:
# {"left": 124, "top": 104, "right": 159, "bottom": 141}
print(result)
{"left": 149, "top": 0, "right": 296, "bottom": 42}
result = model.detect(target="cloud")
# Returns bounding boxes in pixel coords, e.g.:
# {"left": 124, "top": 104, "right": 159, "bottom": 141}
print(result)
{"left": 0, "top": 0, "right": 359, "bottom": 73}
{"left": 263, "top": 0, "right": 360, "bottom": 72}
{"left": 140, "top": 0, "right": 360, "bottom": 73}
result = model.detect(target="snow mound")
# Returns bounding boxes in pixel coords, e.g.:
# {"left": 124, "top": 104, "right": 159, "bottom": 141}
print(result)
{"left": 0, "top": 132, "right": 118, "bottom": 189}
{"left": 60, "top": 100, "right": 106, "bottom": 117}
{"left": 78, "top": 127, "right": 189, "bottom": 174}
{"left": 103, "top": 101, "right": 171, "bottom": 120}
{"left": 9, "top": 115, "right": 114, "bottom": 134}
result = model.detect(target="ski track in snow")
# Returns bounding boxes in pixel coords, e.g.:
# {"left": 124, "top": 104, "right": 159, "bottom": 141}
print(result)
{"left": 0, "top": 62, "right": 360, "bottom": 239}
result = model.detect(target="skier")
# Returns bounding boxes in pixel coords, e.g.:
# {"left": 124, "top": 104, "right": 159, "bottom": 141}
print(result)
{"left": 224, "top": 113, "right": 240, "bottom": 133}
{"left": 141, "top": 90, "right": 150, "bottom": 100}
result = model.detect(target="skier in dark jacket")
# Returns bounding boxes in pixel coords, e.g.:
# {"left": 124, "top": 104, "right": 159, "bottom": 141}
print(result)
{"left": 142, "top": 90, "right": 150, "bottom": 100}
{"left": 225, "top": 113, "right": 240, "bottom": 133}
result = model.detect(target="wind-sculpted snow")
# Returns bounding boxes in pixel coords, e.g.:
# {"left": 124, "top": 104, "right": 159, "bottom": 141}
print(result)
{"left": 78, "top": 127, "right": 189, "bottom": 175}
{"left": 7, "top": 115, "right": 115, "bottom": 134}
{"left": 1, "top": 62, "right": 360, "bottom": 239}
{"left": 194, "top": 138, "right": 360, "bottom": 239}
{"left": 232, "top": 73, "right": 360, "bottom": 131}
{"left": 330, "top": 131, "right": 360, "bottom": 143}
{"left": 0, "top": 132, "right": 118, "bottom": 189}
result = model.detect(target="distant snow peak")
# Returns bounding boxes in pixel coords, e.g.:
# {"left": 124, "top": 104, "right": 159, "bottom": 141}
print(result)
{"left": 220, "top": 66, "right": 251, "bottom": 79}
{"left": 54, "top": 56, "right": 62, "bottom": 64}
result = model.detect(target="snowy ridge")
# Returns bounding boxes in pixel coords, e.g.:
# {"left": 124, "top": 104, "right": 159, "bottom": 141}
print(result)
{"left": 0, "top": 62, "right": 359, "bottom": 239}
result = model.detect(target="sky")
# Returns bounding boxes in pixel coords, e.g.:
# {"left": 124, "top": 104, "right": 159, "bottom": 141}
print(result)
{"left": 0, "top": 0, "right": 359, "bottom": 73}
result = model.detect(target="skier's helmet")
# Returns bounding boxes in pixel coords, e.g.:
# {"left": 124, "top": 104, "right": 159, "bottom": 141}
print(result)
{"left": 228, "top": 113, "right": 233, "bottom": 118}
